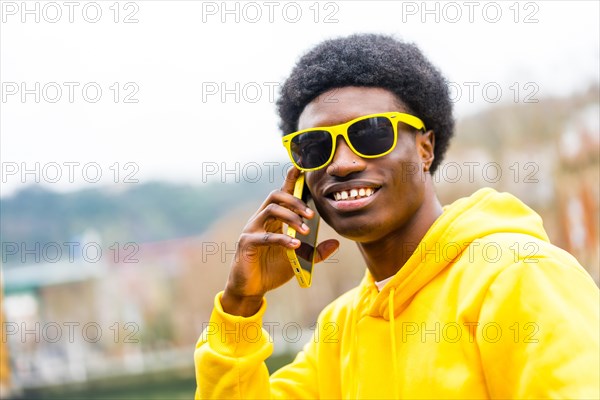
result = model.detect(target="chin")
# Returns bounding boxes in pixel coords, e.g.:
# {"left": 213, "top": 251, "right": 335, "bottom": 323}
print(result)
{"left": 327, "top": 215, "right": 388, "bottom": 243}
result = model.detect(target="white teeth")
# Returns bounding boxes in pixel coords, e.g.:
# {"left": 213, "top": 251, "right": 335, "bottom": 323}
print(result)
{"left": 332, "top": 187, "right": 377, "bottom": 201}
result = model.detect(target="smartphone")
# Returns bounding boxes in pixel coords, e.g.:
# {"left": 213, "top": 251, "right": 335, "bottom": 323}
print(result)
{"left": 286, "top": 173, "right": 320, "bottom": 288}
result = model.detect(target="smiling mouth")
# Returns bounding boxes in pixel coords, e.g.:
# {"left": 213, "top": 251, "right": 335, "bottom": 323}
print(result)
{"left": 330, "top": 187, "right": 380, "bottom": 202}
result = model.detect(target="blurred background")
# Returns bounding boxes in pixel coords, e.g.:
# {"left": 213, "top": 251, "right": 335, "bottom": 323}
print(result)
{"left": 1, "top": 1, "right": 599, "bottom": 398}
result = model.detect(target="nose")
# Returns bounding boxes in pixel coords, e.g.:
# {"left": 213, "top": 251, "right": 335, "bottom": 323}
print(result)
{"left": 325, "top": 136, "right": 366, "bottom": 177}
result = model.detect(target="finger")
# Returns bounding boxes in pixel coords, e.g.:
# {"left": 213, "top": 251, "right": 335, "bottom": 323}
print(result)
{"left": 258, "top": 190, "right": 313, "bottom": 219}
{"left": 294, "top": 239, "right": 339, "bottom": 263}
{"left": 280, "top": 165, "right": 301, "bottom": 194}
{"left": 295, "top": 242, "right": 315, "bottom": 262}
{"left": 254, "top": 203, "right": 309, "bottom": 234}
{"left": 240, "top": 231, "right": 300, "bottom": 250}
{"left": 313, "top": 239, "right": 340, "bottom": 263}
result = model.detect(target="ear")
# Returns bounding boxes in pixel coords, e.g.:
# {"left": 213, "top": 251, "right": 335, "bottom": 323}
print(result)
{"left": 416, "top": 130, "right": 435, "bottom": 172}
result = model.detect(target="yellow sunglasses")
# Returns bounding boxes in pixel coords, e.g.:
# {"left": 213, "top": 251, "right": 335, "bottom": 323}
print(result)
{"left": 282, "top": 112, "right": 426, "bottom": 172}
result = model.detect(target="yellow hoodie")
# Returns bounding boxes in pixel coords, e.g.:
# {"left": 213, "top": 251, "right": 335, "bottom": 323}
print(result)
{"left": 194, "top": 188, "right": 600, "bottom": 399}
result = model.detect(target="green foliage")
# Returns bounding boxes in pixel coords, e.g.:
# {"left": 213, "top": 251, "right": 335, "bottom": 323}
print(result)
{"left": 1, "top": 179, "right": 278, "bottom": 265}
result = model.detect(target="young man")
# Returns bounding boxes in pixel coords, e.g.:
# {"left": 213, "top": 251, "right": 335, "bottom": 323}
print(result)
{"left": 195, "top": 34, "right": 599, "bottom": 399}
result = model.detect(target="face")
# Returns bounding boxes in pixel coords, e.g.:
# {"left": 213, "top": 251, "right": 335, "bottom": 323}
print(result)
{"left": 297, "top": 87, "right": 435, "bottom": 243}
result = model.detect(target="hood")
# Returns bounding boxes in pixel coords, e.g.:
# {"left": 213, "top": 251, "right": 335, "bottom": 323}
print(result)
{"left": 345, "top": 187, "right": 552, "bottom": 398}
{"left": 361, "top": 187, "right": 551, "bottom": 319}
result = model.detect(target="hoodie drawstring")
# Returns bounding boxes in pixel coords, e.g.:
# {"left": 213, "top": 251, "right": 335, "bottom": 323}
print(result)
{"left": 349, "top": 292, "right": 358, "bottom": 398}
{"left": 389, "top": 287, "right": 400, "bottom": 399}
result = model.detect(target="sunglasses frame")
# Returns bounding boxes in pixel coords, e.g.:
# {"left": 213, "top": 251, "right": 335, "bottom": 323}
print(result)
{"left": 282, "top": 112, "right": 426, "bottom": 172}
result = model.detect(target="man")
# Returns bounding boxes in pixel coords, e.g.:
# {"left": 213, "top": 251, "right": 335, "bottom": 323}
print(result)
{"left": 194, "top": 34, "right": 599, "bottom": 399}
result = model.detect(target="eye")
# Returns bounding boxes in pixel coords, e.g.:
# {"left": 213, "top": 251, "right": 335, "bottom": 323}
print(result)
{"left": 348, "top": 117, "right": 395, "bottom": 155}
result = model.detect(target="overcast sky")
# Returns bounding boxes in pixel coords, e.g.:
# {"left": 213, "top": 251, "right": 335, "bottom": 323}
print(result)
{"left": 1, "top": 0, "right": 599, "bottom": 197}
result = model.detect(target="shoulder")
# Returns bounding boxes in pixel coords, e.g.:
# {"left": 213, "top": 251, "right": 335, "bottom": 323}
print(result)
{"left": 454, "top": 231, "right": 589, "bottom": 276}
{"left": 443, "top": 233, "right": 598, "bottom": 312}
{"left": 474, "top": 232, "right": 590, "bottom": 277}
{"left": 469, "top": 234, "right": 599, "bottom": 314}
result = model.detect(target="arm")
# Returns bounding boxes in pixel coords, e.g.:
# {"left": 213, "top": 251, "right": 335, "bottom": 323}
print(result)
{"left": 194, "top": 292, "right": 272, "bottom": 399}
{"left": 194, "top": 292, "right": 321, "bottom": 399}
{"left": 194, "top": 167, "right": 338, "bottom": 399}
{"left": 478, "top": 254, "right": 600, "bottom": 398}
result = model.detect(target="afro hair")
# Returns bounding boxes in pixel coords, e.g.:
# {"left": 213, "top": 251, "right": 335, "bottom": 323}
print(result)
{"left": 276, "top": 33, "right": 455, "bottom": 173}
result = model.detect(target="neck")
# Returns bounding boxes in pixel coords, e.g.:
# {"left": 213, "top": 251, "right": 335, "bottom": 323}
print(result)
{"left": 357, "top": 178, "right": 443, "bottom": 282}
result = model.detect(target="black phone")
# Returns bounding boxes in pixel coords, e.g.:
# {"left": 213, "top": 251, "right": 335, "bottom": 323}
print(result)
{"left": 286, "top": 173, "right": 321, "bottom": 288}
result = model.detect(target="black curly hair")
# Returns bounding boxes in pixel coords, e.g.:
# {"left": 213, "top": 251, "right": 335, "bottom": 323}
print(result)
{"left": 276, "top": 33, "right": 454, "bottom": 173}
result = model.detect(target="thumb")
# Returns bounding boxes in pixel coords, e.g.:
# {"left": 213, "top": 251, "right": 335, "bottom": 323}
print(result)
{"left": 314, "top": 239, "right": 340, "bottom": 264}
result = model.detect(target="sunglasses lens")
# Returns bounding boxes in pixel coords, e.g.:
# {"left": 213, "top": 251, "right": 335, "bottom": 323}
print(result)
{"left": 290, "top": 130, "right": 332, "bottom": 170}
{"left": 347, "top": 117, "right": 395, "bottom": 156}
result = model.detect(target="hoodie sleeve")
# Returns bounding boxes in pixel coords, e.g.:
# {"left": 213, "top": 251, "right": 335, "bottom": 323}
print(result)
{"left": 477, "top": 255, "right": 600, "bottom": 399}
{"left": 194, "top": 291, "right": 320, "bottom": 399}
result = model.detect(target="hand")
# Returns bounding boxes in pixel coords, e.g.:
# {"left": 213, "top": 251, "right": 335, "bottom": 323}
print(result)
{"left": 221, "top": 167, "right": 339, "bottom": 316}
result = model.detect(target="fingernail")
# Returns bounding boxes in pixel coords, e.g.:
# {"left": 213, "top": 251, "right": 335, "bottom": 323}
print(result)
{"left": 291, "top": 239, "right": 300, "bottom": 245}
{"left": 301, "top": 223, "right": 309, "bottom": 232}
